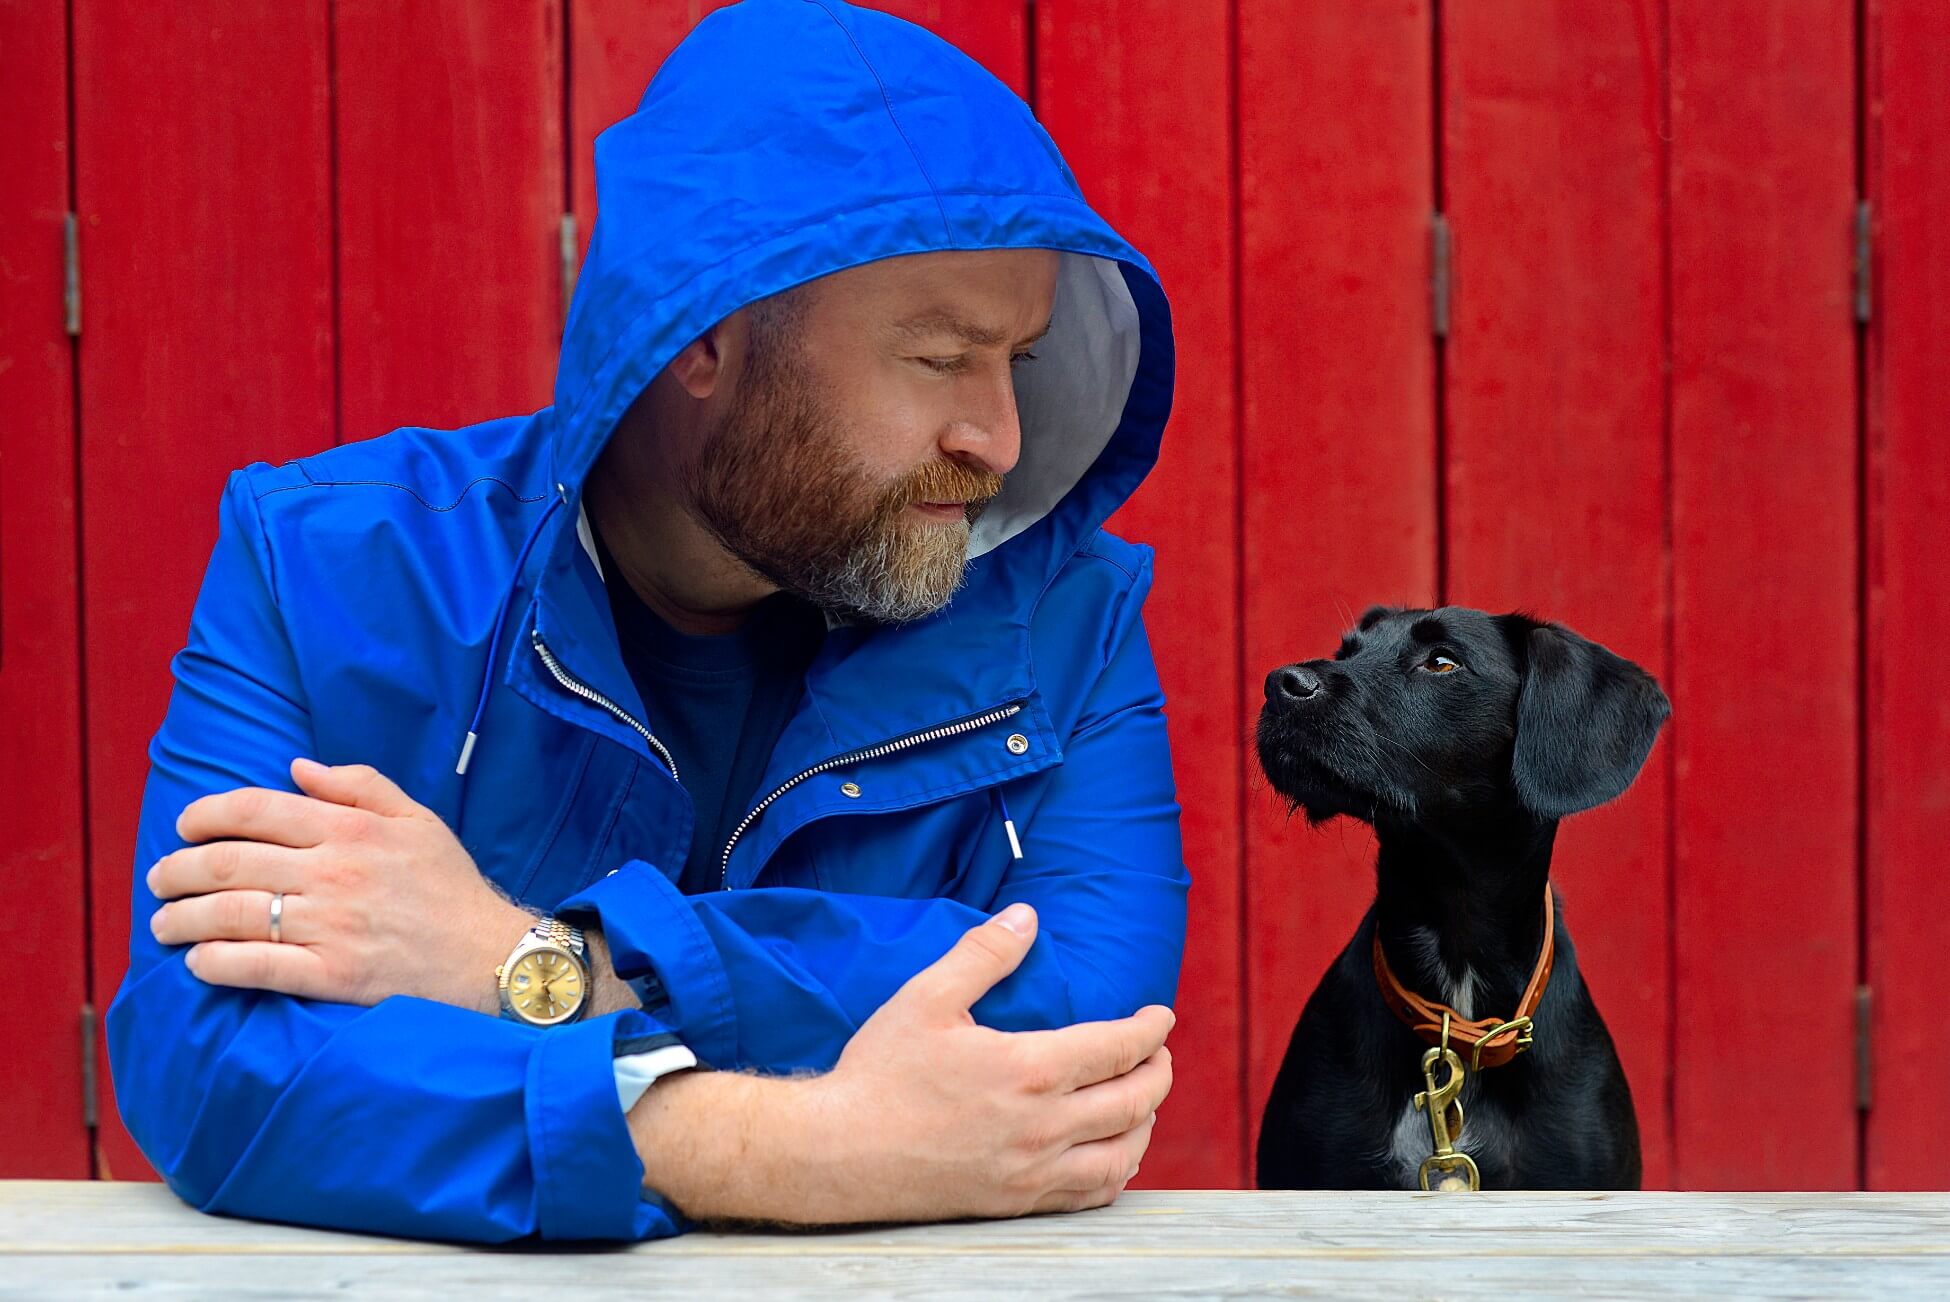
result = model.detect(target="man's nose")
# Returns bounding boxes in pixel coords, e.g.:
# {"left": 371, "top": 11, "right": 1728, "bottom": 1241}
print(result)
{"left": 942, "top": 370, "right": 1024, "bottom": 477}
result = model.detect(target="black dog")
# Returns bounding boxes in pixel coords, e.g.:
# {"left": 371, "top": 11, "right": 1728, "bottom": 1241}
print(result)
{"left": 1255, "top": 605, "right": 1667, "bottom": 1190}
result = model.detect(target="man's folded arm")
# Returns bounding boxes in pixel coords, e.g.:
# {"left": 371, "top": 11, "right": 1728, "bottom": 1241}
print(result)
{"left": 108, "top": 473, "right": 682, "bottom": 1244}
{"left": 563, "top": 561, "right": 1191, "bottom": 1074}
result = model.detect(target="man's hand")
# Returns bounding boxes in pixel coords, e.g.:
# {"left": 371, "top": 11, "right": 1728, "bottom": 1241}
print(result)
{"left": 629, "top": 904, "right": 1174, "bottom": 1225}
{"left": 147, "top": 758, "right": 533, "bottom": 1014}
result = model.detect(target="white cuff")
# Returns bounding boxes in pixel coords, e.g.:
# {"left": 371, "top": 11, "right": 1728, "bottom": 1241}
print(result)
{"left": 612, "top": 1043, "right": 698, "bottom": 1112}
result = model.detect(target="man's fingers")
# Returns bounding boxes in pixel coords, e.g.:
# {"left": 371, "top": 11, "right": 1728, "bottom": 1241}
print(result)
{"left": 1013, "top": 1004, "right": 1174, "bottom": 1094}
{"left": 1025, "top": 1112, "right": 1156, "bottom": 1215}
{"left": 175, "top": 787, "right": 347, "bottom": 850}
{"left": 896, "top": 904, "right": 1038, "bottom": 1014}
{"left": 183, "top": 941, "right": 336, "bottom": 1002}
{"left": 1057, "top": 1046, "right": 1174, "bottom": 1144}
{"left": 147, "top": 841, "right": 312, "bottom": 901}
{"left": 1049, "top": 1111, "right": 1155, "bottom": 1196}
{"left": 292, "top": 758, "right": 424, "bottom": 818}
{"left": 152, "top": 890, "right": 310, "bottom": 946}
{"left": 1027, "top": 1183, "right": 1121, "bottom": 1216}
{"left": 174, "top": 764, "right": 423, "bottom": 851}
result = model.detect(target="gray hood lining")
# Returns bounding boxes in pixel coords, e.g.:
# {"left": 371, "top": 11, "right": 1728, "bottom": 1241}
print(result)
{"left": 969, "top": 252, "right": 1142, "bottom": 558}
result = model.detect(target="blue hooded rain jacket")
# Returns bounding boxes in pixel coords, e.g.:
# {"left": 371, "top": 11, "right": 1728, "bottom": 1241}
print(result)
{"left": 109, "top": 0, "right": 1185, "bottom": 1243}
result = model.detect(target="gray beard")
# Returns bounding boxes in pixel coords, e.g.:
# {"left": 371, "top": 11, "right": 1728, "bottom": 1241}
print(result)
{"left": 812, "top": 515, "right": 974, "bottom": 624}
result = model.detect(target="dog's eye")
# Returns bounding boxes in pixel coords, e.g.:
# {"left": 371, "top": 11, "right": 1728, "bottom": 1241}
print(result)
{"left": 1422, "top": 652, "right": 1461, "bottom": 674}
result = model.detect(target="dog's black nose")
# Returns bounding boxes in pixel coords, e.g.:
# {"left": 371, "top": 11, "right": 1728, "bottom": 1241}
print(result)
{"left": 1266, "top": 665, "right": 1323, "bottom": 703}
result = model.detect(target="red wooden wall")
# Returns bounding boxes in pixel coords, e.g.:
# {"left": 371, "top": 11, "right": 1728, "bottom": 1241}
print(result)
{"left": 1, "top": 0, "right": 90, "bottom": 1181}
{"left": 1, "top": 0, "right": 1943, "bottom": 1192}
{"left": 1863, "top": 0, "right": 1950, "bottom": 1192}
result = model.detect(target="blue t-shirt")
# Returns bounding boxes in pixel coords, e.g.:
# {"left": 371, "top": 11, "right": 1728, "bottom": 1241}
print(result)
{"left": 595, "top": 530, "right": 826, "bottom": 894}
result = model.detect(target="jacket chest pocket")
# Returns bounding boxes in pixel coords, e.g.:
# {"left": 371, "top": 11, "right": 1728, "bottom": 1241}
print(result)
{"left": 469, "top": 741, "right": 689, "bottom": 910}
{"left": 587, "top": 753, "right": 697, "bottom": 895}
{"left": 776, "top": 795, "right": 998, "bottom": 901}
{"left": 456, "top": 733, "right": 594, "bottom": 904}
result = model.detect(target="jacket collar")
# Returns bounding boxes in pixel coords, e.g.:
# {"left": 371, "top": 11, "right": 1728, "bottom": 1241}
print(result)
{"left": 507, "top": 488, "right": 1048, "bottom": 787}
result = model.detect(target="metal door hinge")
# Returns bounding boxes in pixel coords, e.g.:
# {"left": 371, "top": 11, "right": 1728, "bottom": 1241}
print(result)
{"left": 80, "top": 1002, "right": 98, "bottom": 1131}
{"left": 559, "top": 213, "right": 580, "bottom": 325}
{"left": 1854, "top": 984, "right": 1872, "bottom": 1112}
{"left": 63, "top": 212, "right": 81, "bottom": 337}
{"left": 1430, "top": 212, "right": 1452, "bottom": 340}
{"left": 1854, "top": 201, "right": 1872, "bottom": 325}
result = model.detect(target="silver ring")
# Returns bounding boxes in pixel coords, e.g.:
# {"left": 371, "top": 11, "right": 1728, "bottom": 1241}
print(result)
{"left": 269, "top": 892, "right": 285, "bottom": 944}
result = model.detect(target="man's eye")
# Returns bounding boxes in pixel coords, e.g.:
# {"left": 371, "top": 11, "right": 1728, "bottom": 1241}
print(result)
{"left": 1422, "top": 652, "right": 1461, "bottom": 674}
{"left": 915, "top": 353, "right": 1038, "bottom": 374}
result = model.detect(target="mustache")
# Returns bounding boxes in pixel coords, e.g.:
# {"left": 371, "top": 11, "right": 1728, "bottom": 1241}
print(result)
{"left": 898, "top": 459, "right": 1006, "bottom": 509}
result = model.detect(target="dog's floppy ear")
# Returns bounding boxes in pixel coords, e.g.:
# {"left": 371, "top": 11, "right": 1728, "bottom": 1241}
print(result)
{"left": 1496, "top": 615, "right": 1670, "bottom": 819}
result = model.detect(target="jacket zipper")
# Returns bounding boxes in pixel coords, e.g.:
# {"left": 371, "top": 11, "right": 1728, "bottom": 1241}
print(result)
{"left": 531, "top": 630, "right": 680, "bottom": 780}
{"left": 533, "top": 626, "right": 1023, "bottom": 894}
{"left": 716, "top": 702, "right": 1024, "bottom": 889}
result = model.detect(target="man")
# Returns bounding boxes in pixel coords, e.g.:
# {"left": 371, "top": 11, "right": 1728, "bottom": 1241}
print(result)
{"left": 110, "top": 0, "right": 1186, "bottom": 1243}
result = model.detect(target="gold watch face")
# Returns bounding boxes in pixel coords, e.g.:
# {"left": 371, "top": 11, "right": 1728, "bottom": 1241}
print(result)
{"left": 507, "top": 946, "right": 585, "bottom": 1025}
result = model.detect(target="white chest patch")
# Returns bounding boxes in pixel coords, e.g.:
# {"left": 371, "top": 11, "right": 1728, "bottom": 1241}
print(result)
{"left": 1381, "top": 1080, "right": 1519, "bottom": 1188}
{"left": 1403, "top": 926, "right": 1480, "bottom": 1019}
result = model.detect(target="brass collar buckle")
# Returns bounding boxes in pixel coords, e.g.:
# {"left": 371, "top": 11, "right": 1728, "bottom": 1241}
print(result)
{"left": 1470, "top": 1015, "right": 1535, "bottom": 1072}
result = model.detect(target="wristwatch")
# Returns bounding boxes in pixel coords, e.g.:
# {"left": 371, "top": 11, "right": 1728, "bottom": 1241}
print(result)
{"left": 496, "top": 916, "right": 591, "bottom": 1027}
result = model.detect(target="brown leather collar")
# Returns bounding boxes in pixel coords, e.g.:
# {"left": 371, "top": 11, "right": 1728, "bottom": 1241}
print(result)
{"left": 1372, "top": 888, "right": 1556, "bottom": 1070}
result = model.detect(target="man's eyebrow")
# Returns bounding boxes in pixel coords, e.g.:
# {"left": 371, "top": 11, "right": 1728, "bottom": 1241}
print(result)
{"left": 890, "top": 313, "right": 1054, "bottom": 349}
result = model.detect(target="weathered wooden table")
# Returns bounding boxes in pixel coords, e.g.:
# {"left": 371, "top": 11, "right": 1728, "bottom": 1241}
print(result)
{"left": 4, "top": 1181, "right": 1946, "bottom": 1298}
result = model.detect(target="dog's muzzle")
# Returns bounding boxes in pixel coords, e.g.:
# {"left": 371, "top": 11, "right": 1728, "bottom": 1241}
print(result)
{"left": 1265, "top": 664, "right": 1323, "bottom": 704}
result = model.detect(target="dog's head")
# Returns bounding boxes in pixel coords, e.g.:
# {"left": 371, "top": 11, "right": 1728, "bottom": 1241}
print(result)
{"left": 1256, "top": 606, "right": 1669, "bottom": 828}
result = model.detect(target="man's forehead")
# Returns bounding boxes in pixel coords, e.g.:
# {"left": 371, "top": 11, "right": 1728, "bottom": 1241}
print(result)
{"left": 816, "top": 248, "right": 1059, "bottom": 320}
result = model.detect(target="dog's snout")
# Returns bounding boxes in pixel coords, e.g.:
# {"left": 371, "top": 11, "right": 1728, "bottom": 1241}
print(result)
{"left": 1266, "top": 665, "right": 1323, "bottom": 704}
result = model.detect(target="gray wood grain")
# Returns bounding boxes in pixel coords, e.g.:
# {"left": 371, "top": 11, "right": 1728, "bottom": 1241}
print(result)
{"left": 4, "top": 1182, "right": 1946, "bottom": 1299}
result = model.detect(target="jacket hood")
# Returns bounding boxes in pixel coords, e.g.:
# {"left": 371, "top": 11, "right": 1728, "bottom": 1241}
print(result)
{"left": 549, "top": 0, "right": 1174, "bottom": 567}
{"left": 460, "top": 0, "right": 1175, "bottom": 782}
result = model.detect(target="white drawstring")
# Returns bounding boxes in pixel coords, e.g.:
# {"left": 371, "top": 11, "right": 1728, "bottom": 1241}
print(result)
{"left": 996, "top": 788, "right": 1024, "bottom": 862}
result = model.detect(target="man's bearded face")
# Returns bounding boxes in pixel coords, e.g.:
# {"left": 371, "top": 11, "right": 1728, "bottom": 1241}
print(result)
{"left": 684, "top": 330, "right": 1005, "bottom": 624}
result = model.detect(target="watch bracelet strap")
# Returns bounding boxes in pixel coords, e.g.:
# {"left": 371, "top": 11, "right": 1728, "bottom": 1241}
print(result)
{"left": 531, "top": 914, "right": 585, "bottom": 957}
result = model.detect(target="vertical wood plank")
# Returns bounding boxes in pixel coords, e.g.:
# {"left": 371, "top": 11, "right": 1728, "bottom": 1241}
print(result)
{"left": 1441, "top": 0, "right": 1674, "bottom": 1187}
{"left": 1863, "top": 0, "right": 1950, "bottom": 1192}
{"left": 568, "top": 1, "right": 729, "bottom": 267}
{"left": 1668, "top": 0, "right": 1858, "bottom": 1189}
{"left": 1237, "top": 0, "right": 1437, "bottom": 1178}
{"left": 1038, "top": 0, "right": 1241, "bottom": 1187}
{"left": 73, "top": 0, "right": 336, "bottom": 1179}
{"left": 0, "top": 0, "right": 91, "bottom": 1178}
{"left": 871, "top": 1, "right": 1027, "bottom": 97}
{"left": 334, "top": 0, "right": 564, "bottom": 441}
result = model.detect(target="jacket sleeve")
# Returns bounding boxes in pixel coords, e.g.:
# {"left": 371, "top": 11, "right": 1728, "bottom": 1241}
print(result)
{"left": 559, "top": 555, "right": 1190, "bottom": 1074}
{"left": 107, "top": 472, "right": 684, "bottom": 1244}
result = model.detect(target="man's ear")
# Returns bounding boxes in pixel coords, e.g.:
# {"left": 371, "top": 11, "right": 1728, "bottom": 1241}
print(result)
{"left": 665, "top": 322, "right": 729, "bottom": 399}
{"left": 1496, "top": 615, "right": 1671, "bottom": 819}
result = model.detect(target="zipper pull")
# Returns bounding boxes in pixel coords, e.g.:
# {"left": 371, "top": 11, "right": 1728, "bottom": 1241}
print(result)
{"left": 997, "top": 788, "right": 1024, "bottom": 862}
